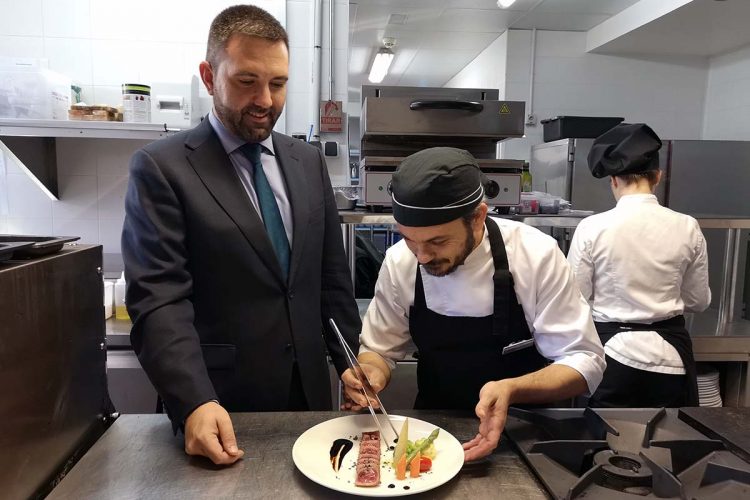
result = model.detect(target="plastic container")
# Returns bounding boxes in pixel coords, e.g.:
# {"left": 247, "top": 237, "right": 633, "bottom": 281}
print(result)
{"left": 103, "top": 279, "right": 114, "bottom": 319}
{"left": 114, "top": 272, "right": 130, "bottom": 321}
{"left": 122, "top": 83, "right": 151, "bottom": 123}
{"left": 0, "top": 59, "right": 71, "bottom": 119}
{"left": 541, "top": 116, "right": 624, "bottom": 143}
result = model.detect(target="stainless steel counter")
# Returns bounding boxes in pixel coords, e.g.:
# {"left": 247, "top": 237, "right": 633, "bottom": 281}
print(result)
{"left": 48, "top": 411, "right": 547, "bottom": 500}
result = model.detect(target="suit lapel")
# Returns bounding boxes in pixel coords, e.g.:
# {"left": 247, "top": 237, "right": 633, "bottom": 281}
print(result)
{"left": 273, "top": 132, "right": 309, "bottom": 286}
{"left": 185, "top": 120, "right": 284, "bottom": 283}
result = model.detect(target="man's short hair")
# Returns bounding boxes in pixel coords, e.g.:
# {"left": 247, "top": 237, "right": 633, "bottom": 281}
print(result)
{"left": 616, "top": 170, "right": 660, "bottom": 187}
{"left": 206, "top": 5, "right": 289, "bottom": 67}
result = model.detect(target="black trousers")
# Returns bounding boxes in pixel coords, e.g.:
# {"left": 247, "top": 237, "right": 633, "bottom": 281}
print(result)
{"left": 287, "top": 362, "right": 309, "bottom": 411}
{"left": 588, "top": 355, "right": 689, "bottom": 408}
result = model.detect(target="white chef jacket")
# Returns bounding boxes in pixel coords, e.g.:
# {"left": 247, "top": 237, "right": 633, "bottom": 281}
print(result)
{"left": 567, "top": 194, "right": 711, "bottom": 375}
{"left": 360, "top": 216, "right": 605, "bottom": 395}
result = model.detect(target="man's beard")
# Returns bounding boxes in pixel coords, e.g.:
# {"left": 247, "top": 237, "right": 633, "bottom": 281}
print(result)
{"left": 422, "top": 224, "right": 476, "bottom": 277}
{"left": 214, "top": 98, "right": 280, "bottom": 142}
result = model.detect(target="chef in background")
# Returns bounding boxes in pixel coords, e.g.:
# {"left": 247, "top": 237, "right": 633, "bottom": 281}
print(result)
{"left": 567, "top": 123, "right": 711, "bottom": 408}
{"left": 341, "top": 147, "right": 605, "bottom": 461}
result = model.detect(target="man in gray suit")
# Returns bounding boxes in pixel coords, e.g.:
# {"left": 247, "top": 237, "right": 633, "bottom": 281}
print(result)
{"left": 122, "top": 5, "right": 360, "bottom": 465}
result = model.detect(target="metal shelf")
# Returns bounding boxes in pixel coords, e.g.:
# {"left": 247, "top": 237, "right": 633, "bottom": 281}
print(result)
{"left": 0, "top": 118, "right": 178, "bottom": 140}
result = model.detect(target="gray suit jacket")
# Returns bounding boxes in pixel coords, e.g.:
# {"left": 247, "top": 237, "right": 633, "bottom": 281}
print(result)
{"left": 122, "top": 118, "right": 360, "bottom": 430}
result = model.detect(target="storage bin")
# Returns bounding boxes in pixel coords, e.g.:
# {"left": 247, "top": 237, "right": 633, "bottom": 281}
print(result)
{"left": 541, "top": 116, "right": 624, "bottom": 143}
{"left": 0, "top": 59, "right": 71, "bottom": 120}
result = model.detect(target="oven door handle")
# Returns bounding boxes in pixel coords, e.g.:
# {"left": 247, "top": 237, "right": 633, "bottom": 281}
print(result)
{"left": 409, "top": 100, "right": 484, "bottom": 112}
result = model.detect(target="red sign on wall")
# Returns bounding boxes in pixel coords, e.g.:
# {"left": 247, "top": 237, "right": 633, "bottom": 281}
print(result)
{"left": 320, "top": 100, "right": 343, "bottom": 133}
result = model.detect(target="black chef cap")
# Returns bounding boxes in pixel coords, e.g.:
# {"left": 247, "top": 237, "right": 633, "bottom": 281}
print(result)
{"left": 391, "top": 147, "right": 485, "bottom": 227}
{"left": 588, "top": 123, "right": 662, "bottom": 178}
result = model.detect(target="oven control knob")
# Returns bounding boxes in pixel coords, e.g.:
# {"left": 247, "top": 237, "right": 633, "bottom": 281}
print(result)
{"left": 484, "top": 180, "right": 500, "bottom": 199}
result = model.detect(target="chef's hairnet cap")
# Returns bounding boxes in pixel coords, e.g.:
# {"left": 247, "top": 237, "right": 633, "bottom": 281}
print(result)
{"left": 391, "top": 147, "right": 485, "bottom": 227}
{"left": 588, "top": 123, "right": 662, "bottom": 179}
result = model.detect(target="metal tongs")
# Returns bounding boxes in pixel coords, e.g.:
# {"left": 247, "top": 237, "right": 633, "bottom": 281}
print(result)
{"left": 329, "top": 318, "right": 399, "bottom": 443}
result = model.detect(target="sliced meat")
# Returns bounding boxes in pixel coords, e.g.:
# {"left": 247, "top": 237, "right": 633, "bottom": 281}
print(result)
{"left": 355, "top": 431, "right": 381, "bottom": 487}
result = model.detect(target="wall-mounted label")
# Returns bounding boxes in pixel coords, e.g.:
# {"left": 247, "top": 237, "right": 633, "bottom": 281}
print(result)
{"left": 320, "top": 100, "right": 343, "bottom": 132}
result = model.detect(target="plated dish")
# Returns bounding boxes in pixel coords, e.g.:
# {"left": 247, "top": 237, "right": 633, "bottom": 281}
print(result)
{"left": 292, "top": 414, "right": 464, "bottom": 497}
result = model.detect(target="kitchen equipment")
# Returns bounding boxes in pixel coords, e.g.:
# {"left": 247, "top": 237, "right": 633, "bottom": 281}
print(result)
{"left": 361, "top": 156, "right": 523, "bottom": 209}
{"left": 504, "top": 406, "right": 750, "bottom": 499}
{"left": 540, "top": 116, "right": 624, "bottom": 143}
{"left": 1, "top": 245, "right": 111, "bottom": 499}
{"left": 0, "top": 234, "right": 79, "bottom": 258}
{"left": 292, "top": 414, "right": 464, "bottom": 497}
{"left": 150, "top": 76, "right": 202, "bottom": 129}
{"left": 0, "top": 240, "right": 34, "bottom": 261}
{"left": 329, "top": 318, "right": 399, "bottom": 442}
{"left": 333, "top": 186, "right": 360, "bottom": 210}
{"left": 359, "top": 85, "right": 526, "bottom": 210}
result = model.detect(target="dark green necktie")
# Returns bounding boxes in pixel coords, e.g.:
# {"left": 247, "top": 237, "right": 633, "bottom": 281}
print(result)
{"left": 239, "top": 142, "right": 291, "bottom": 280}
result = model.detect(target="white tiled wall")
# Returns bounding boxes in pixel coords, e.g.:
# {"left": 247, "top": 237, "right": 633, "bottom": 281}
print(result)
{"left": 1, "top": 0, "right": 352, "bottom": 253}
{"left": 703, "top": 44, "right": 750, "bottom": 140}
{"left": 446, "top": 29, "right": 709, "bottom": 161}
{"left": 2, "top": 138, "right": 148, "bottom": 255}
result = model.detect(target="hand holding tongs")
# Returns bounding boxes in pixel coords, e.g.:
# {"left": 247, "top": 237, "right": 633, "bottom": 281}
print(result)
{"left": 329, "top": 318, "right": 400, "bottom": 443}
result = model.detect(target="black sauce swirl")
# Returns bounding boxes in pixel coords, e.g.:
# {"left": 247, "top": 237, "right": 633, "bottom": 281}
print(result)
{"left": 329, "top": 439, "right": 354, "bottom": 472}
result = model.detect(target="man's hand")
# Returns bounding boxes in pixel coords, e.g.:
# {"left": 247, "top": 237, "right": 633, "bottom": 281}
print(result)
{"left": 184, "top": 401, "right": 244, "bottom": 465}
{"left": 463, "top": 380, "right": 513, "bottom": 462}
{"left": 340, "top": 364, "right": 387, "bottom": 411}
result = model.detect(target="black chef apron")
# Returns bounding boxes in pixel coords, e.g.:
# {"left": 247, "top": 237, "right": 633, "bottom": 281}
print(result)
{"left": 590, "top": 316, "right": 698, "bottom": 407}
{"left": 409, "top": 217, "right": 548, "bottom": 410}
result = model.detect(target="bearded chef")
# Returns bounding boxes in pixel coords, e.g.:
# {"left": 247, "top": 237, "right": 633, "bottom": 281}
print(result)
{"left": 567, "top": 123, "right": 711, "bottom": 408}
{"left": 341, "top": 147, "right": 605, "bottom": 461}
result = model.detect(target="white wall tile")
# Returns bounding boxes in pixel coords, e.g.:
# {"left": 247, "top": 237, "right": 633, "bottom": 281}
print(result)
{"left": 98, "top": 217, "right": 124, "bottom": 253}
{"left": 136, "top": 42, "right": 189, "bottom": 84}
{"left": 95, "top": 139, "right": 147, "bottom": 177}
{"left": 52, "top": 217, "right": 98, "bottom": 243}
{"left": 0, "top": 216, "right": 8, "bottom": 232}
{"left": 288, "top": 47, "right": 313, "bottom": 95}
{"left": 42, "top": 0, "right": 91, "bottom": 38}
{"left": 53, "top": 175, "right": 98, "bottom": 219}
{"left": 91, "top": 40, "right": 144, "bottom": 86}
{"left": 97, "top": 175, "right": 128, "bottom": 219}
{"left": 0, "top": 0, "right": 43, "bottom": 37}
{"left": 0, "top": 36, "right": 45, "bottom": 58}
{"left": 43, "top": 37, "right": 93, "bottom": 85}
{"left": 56, "top": 138, "right": 97, "bottom": 175}
{"left": 6, "top": 217, "right": 52, "bottom": 235}
{"left": 285, "top": 91, "right": 313, "bottom": 136}
{"left": 6, "top": 173, "right": 53, "bottom": 218}
{"left": 287, "top": 1, "right": 313, "bottom": 48}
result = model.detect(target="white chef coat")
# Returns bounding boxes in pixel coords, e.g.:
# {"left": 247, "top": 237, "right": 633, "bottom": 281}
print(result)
{"left": 360, "top": 216, "right": 605, "bottom": 395}
{"left": 567, "top": 194, "right": 711, "bottom": 375}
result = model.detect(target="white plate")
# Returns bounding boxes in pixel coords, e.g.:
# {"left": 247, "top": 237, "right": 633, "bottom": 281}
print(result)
{"left": 292, "top": 414, "right": 464, "bottom": 497}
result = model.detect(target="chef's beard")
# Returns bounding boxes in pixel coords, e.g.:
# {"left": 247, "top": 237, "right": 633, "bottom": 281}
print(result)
{"left": 214, "top": 99, "right": 280, "bottom": 143}
{"left": 422, "top": 222, "right": 476, "bottom": 277}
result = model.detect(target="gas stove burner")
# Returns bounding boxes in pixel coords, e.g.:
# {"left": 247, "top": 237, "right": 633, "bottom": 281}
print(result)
{"left": 504, "top": 407, "right": 750, "bottom": 499}
{"left": 593, "top": 450, "right": 652, "bottom": 489}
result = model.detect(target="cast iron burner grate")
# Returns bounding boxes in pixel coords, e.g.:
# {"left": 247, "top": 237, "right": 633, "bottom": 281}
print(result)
{"left": 504, "top": 407, "right": 750, "bottom": 499}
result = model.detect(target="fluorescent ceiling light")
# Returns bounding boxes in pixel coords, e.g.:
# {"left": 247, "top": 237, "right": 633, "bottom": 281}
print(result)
{"left": 368, "top": 47, "right": 394, "bottom": 83}
{"left": 497, "top": 0, "right": 516, "bottom": 8}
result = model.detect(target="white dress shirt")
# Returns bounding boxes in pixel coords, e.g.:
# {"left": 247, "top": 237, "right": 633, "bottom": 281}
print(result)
{"left": 567, "top": 194, "right": 711, "bottom": 374}
{"left": 208, "top": 110, "right": 293, "bottom": 246}
{"left": 360, "top": 216, "right": 605, "bottom": 395}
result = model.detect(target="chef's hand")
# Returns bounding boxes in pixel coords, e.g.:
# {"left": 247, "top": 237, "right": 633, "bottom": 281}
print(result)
{"left": 184, "top": 401, "right": 244, "bottom": 465}
{"left": 340, "top": 364, "right": 387, "bottom": 411}
{"left": 463, "top": 380, "right": 512, "bottom": 462}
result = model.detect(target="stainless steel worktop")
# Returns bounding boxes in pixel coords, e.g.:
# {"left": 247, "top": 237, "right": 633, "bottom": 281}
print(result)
{"left": 47, "top": 411, "right": 547, "bottom": 499}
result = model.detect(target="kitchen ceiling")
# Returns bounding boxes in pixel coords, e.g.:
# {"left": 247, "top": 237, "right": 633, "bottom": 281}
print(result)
{"left": 348, "top": 0, "right": 640, "bottom": 100}
{"left": 589, "top": 0, "right": 750, "bottom": 57}
{"left": 348, "top": 0, "right": 750, "bottom": 103}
